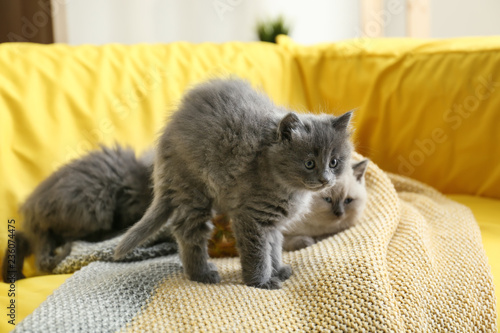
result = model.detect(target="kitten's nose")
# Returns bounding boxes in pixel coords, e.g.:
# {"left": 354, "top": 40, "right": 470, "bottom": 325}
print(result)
{"left": 319, "top": 174, "right": 332, "bottom": 185}
{"left": 333, "top": 207, "right": 344, "bottom": 217}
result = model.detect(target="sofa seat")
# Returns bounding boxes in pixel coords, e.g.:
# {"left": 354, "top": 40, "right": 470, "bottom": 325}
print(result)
{"left": 0, "top": 194, "right": 498, "bottom": 331}
{"left": 449, "top": 194, "right": 500, "bottom": 312}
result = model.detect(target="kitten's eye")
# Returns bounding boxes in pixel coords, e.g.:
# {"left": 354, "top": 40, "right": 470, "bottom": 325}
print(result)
{"left": 344, "top": 198, "right": 353, "bottom": 205}
{"left": 304, "top": 160, "right": 315, "bottom": 169}
{"left": 329, "top": 158, "right": 339, "bottom": 168}
{"left": 323, "top": 197, "right": 332, "bottom": 203}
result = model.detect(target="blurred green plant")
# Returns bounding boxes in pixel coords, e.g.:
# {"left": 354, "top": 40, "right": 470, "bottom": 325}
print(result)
{"left": 256, "top": 16, "right": 291, "bottom": 43}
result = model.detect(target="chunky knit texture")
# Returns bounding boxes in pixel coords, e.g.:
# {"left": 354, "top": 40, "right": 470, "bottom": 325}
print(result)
{"left": 15, "top": 155, "right": 496, "bottom": 332}
{"left": 52, "top": 225, "right": 177, "bottom": 274}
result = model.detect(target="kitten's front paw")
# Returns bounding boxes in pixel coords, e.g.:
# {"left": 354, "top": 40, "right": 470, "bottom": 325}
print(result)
{"left": 189, "top": 269, "right": 221, "bottom": 284}
{"left": 274, "top": 265, "right": 293, "bottom": 281}
{"left": 249, "top": 276, "right": 282, "bottom": 290}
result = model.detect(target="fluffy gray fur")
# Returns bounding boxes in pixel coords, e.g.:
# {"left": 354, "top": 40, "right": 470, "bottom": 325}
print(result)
{"left": 282, "top": 159, "right": 369, "bottom": 251}
{"left": 2, "top": 145, "right": 154, "bottom": 281}
{"left": 114, "top": 78, "right": 354, "bottom": 289}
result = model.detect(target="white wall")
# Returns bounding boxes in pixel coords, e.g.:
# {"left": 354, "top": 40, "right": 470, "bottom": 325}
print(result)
{"left": 384, "top": 0, "right": 406, "bottom": 37}
{"left": 62, "top": 0, "right": 360, "bottom": 45}
{"left": 58, "top": 0, "right": 500, "bottom": 45}
{"left": 260, "top": 0, "right": 360, "bottom": 44}
{"left": 431, "top": 0, "right": 500, "bottom": 38}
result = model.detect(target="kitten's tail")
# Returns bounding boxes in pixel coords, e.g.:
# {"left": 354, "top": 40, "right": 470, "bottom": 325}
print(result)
{"left": 2, "top": 231, "right": 32, "bottom": 282}
{"left": 114, "top": 200, "right": 174, "bottom": 260}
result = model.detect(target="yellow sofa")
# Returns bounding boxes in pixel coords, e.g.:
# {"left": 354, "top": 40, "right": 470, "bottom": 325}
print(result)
{"left": 1, "top": 36, "right": 499, "bottom": 330}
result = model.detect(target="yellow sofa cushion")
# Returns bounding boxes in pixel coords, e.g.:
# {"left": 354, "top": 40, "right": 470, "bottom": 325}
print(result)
{"left": 278, "top": 35, "right": 500, "bottom": 199}
{"left": 448, "top": 195, "right": 500, "bottom": 327}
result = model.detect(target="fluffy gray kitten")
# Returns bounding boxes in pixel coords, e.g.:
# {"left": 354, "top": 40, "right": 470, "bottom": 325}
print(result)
{"left": 282, "top": 159, "right": 369, "bottom": 251}
{"left": 114, "top": 78, "right": 354, "bottom": 289}
{"left": 2, "top": 145, "right": 153, "bottom": 281}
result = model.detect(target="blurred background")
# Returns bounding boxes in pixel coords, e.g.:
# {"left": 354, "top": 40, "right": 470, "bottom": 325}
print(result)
{"left": 1, "top": 0, "right": 500, "bottom": 45}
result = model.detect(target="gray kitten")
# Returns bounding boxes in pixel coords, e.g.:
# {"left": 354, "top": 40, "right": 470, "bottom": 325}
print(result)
{"left": 2, "top": 145, "right": 153, "bottom": 281}
{"left": 114, "top": 79, "right": 353, "bottom": 289}
{"left": 282, "top": 159, "right": 369, "bottom": 251}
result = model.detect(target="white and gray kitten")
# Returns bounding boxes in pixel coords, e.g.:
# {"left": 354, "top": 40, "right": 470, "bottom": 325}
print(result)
{"left": 282, "top": 159, "right": 369, "bottom": 251}
{"left": 114, "top": 78, "right": 354, "bottom": 289}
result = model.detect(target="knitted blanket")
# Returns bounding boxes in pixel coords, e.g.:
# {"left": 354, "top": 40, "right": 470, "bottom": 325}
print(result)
{"left": 14, "top": 158, "right": 497, "bottom": 332}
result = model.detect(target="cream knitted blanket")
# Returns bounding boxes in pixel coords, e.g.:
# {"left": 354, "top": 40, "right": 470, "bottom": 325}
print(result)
{"left": 15, "top": 158, "right": 496, "bottom": 332}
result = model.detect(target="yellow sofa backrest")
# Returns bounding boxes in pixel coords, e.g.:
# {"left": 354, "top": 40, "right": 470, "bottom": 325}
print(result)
{"left": 1, "top": 38, "right": 499, "bottom": 253}
{"left": 278, "top": 36, "right": 500, "bottom": 199}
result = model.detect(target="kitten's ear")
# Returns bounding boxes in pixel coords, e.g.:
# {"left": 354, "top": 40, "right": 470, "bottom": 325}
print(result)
{"left": 332, "top": 111, "right": 353, "bottom": 131}
{"left": 278, "top": 112, "right": 302, "bottom": 141}
{"left": 352, "top": 159, "right": 369, "bottom": 182}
